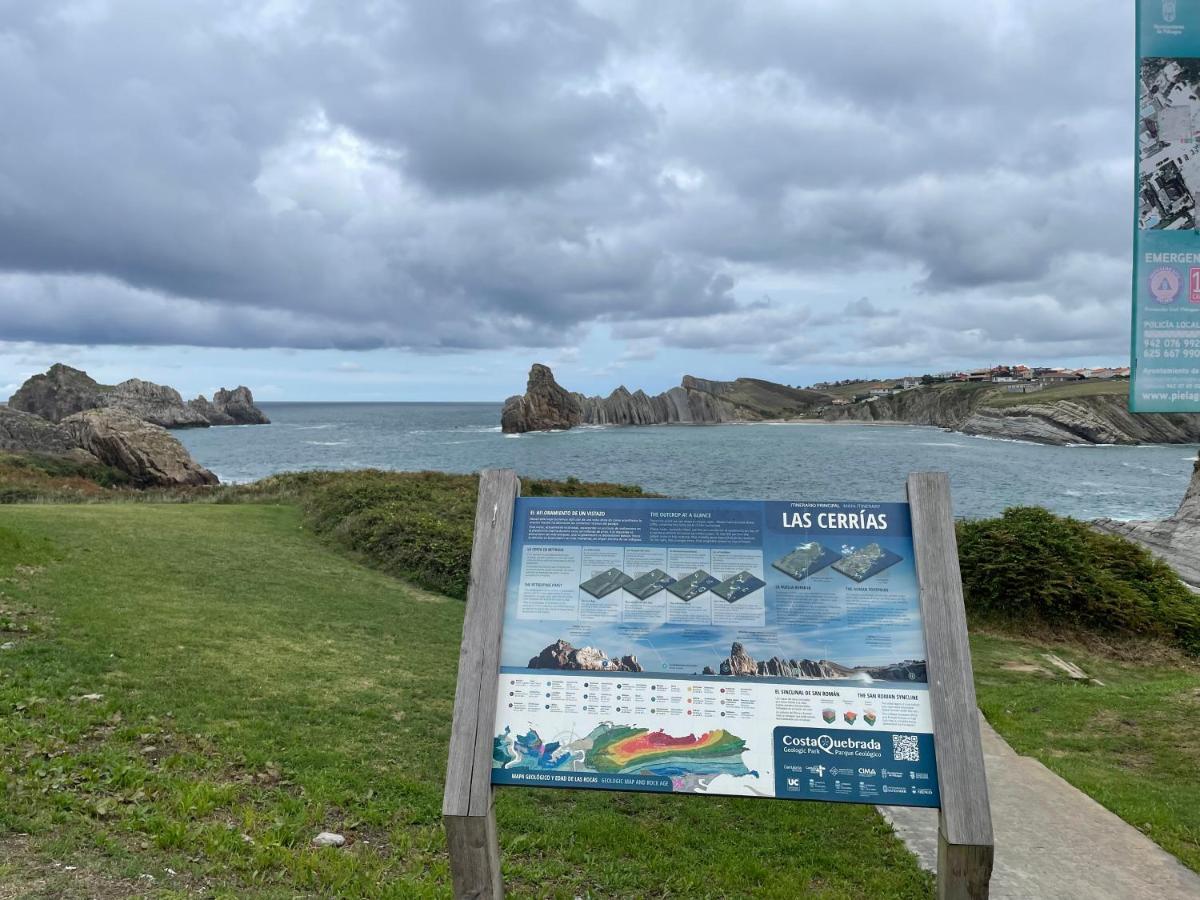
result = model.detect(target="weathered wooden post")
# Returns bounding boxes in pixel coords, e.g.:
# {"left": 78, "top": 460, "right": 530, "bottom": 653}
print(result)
{"left": 442, "top": 468, "right": 519, "bottom": 899}
{"left": 907, "top": 472, "right": 994, "bottom": 900}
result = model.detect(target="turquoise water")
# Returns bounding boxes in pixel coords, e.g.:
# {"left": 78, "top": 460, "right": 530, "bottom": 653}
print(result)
{"left": 176, "top": 402, "right": 1199, "bottom": 520}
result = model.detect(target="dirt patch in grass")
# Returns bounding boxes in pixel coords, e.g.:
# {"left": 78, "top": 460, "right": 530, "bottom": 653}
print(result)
{"left": 0, "top": 835, "right": 160, "bottom": 900}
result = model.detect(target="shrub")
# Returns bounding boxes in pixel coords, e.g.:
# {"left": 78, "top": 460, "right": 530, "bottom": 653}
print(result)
{"left": 289, "top": 470, "right": 654, "bottom": 600}
{"left": 957, "top": 506, "right": 1200, "bottom": 653}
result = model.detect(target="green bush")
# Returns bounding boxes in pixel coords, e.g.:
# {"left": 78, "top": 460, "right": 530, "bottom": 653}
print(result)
{"left": 957, "top": 506, "right": 1200, "bottom": 653}
{"left": 270, "top": 470, "right": 654, "bottom": 600}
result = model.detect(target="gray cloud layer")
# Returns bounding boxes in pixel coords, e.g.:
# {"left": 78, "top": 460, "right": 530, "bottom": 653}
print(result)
{"left": 0, "top": 0, "right": 1132, "bottom": 363}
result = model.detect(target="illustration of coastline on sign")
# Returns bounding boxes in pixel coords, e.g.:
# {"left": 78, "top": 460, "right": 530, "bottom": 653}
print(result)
{"left": 493, "top": 723, "right": 760, "bottom": 793}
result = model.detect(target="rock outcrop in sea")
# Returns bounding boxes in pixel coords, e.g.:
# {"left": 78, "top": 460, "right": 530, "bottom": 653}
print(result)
{"left": 527, "top": 639, "right": 643, "bottom": 672}
{"left": 187, "top": 386, "right": 270, "bottom": 426}
{"left": 1094, "top": 453, "right": 1200, "bottom": 589}
{"left": 710, "top": 641, "right": 926, "bottom": 683}
{"left": 0, "top": 362, "right": 267, "bottom": 486}
{"left": 501, "top": 364, "right": 831, "bottom": 433}
{"left": 502, "top": 363, "right": 1200, "bottom": 444}
{"left": 9, "top": 364, "right": 269, "bottom": 428}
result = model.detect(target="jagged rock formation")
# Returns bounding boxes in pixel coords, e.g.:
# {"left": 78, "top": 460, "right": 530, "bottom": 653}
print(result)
{"left": 501, "top": 365, "right": 581, "bottom": 432}
{"left": 8, "top": 363, "right": 109, "bottom": 422}
{"left": 527, "top": 639, "right": 642, "bottom": 672}
{"left": 61, "top": 408, "right": 218, "bottom": 487}
{"left": 825, "top": 383, "right": 1200, "bottom": 446}
{"left": 501, "top": 364, "right": 832, "bottom": 433}
{"left": 107, "top": 379, "right": 210, "bottom": 428}
{"left": 1094, "top": 454, "right": 1200, "bottom": 589}
{"left": 9, "top": 364, "right": 269, "bottom": 428}
{"left": 188, "top": 387, "right": 270, "bottom": 425}
{"left": 712, "top": 641, "right": 926, "bottom": 682}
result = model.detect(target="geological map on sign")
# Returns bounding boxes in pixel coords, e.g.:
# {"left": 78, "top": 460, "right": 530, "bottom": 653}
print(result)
{"left": 492, "top": 497, "right": 941, "bottom": 806}
{"left": 494, "top": 723, "right": 755, "bottom": 793}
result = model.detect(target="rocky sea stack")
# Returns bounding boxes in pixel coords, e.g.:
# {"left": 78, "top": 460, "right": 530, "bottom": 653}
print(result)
{"left": 2, "top": 363, "right": 269, "bottom": 487}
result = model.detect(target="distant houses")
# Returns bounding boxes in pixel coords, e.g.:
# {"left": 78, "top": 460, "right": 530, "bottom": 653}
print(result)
{"left": 815, "top": 363, "right": 1130, "bottom": 409}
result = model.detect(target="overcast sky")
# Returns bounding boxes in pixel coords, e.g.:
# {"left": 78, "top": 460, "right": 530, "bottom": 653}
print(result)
{"left": 0, "top": 0, "right": 1133, "bottom": 401}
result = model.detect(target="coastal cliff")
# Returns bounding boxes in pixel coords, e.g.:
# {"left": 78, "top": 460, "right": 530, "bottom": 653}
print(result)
{"left": 1094, "top": 454, "right": 1200, "bottom": 589}
{"left": 825, "top": 383, "right": 1200, "bottom": 445}
{"left": 501, "top": 364, "right": 830, "bottom": 433}
{"left": 502, "top": 364, "right": 1200, "bottom": 445}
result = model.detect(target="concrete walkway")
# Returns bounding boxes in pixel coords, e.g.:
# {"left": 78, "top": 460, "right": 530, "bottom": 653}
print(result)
{"left": 881, "top": 718, "right": 1200, "bottom": 899}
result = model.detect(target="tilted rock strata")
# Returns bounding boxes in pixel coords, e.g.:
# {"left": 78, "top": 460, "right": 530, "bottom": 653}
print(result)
{"left": 826, "top": 384, "right": 1200, "bottom": 446}
{"left": 1094, "top": 454, "right": 1200, "bottom": 588}
{"left": 9, "top": 364, "right": 269, "bottom": 428}
{"left": 502, "top": 364, "right": 831, "bottom": 432}
{"left": 62, "top": 409, "right": 218, "bottom": 487}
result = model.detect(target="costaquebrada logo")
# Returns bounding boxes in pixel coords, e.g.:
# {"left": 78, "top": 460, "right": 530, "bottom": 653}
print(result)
{"left": 1164, "top": 0, "right": 1177, "bottom": 23}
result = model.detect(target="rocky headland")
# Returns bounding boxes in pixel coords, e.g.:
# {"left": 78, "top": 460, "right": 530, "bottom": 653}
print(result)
{"left": 502, "top": 363, "right": 1200, "bottom": 445}
{"left": 9, "top": 364, "right": 269, "bottom": 428}
{"left": 823, "top": 382, "right": 1200, "bottom": 445}
{"left": 1094, "top": 453, "right": 1200, "bottom": 589}
{"left": 703, "top": 641, "right": 926, "bottom": 683}
{"left": 501, "top": 364, "right": 830, "bottom": 433}
{"left": 1, "top": 363, "right": 268, "bottom": 487}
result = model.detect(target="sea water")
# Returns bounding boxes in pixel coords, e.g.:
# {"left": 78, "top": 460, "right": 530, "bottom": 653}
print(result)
{"left": 176, "top": 402, "right": 1199, "bottom": 521}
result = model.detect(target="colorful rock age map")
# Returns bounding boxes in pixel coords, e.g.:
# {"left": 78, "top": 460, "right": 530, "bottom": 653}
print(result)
{"left": 494, "top": 723, "right": 757, "bottom": 793}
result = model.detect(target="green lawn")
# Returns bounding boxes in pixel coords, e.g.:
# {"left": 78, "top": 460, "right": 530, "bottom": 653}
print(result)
{"left": 971, "top": 631, "right": 1200, "bottom": 871}
{"left": 0, "top": 504, "right": 934, "bottom": 899}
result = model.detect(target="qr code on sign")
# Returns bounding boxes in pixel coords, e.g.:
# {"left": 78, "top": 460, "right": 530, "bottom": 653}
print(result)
{"left": 892, "top": 734, "right": 920, "bottom": 763}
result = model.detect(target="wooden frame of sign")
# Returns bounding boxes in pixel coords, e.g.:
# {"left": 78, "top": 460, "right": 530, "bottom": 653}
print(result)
{"left": 442, "top": 469, "right": 993, "bottom": 900}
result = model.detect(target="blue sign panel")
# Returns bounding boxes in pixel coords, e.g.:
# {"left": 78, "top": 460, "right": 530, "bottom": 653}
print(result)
{"left": 1133, "top": 0, "right": 1200, "bottom": 410}
{"left": 490, "top": 496, "right": 939, "bottom": 808}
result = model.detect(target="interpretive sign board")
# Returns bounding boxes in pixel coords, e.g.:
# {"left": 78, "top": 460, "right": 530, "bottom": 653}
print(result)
{"left": 443, "top": 471, "right": 993, "bottom": 899}
{"left": 1133, "top": 0, "right": 1200, "bottom": 411}
{"left": 491, "top": 497, "right": 938, "bottom": 807}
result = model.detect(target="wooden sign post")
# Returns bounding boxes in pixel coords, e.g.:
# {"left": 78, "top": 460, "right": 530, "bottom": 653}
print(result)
{"left": 907, "top": 472, "right": 994, "bottom": 899}
{"left": 443, "top": 469, "right": 993, "bottom": 899}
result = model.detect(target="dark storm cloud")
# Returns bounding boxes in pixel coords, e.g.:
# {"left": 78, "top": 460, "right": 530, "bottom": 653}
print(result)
{"left": 0, "top": 0, "right": 1133, "bottom": 361}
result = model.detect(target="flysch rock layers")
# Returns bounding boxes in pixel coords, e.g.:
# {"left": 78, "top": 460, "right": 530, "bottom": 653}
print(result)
{"left": 501, "top": 364, "right": 829, "bottom": 433}
{"left": 827, "top": 386, "right": 1200, "bottom": 446}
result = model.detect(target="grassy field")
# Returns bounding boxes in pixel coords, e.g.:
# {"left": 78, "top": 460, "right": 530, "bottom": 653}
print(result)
{"left": 979, "top": 380, "right": 1126, "bottom": 408}
{"left": 0, "top": 504, "right": 934, "bottom": 899}
{"left": 970, "top": 630, "right": 1200, "bottom": 871}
